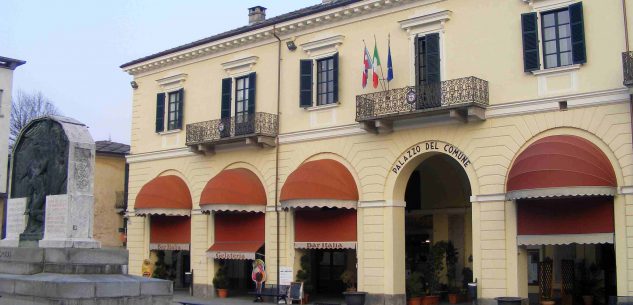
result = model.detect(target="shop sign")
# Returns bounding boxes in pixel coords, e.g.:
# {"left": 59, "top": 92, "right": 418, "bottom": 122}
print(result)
{"left": 392, "top": 141, "right": 471, "bottom": 174}
{"left": 294, "top": 242, "right": 357, "bottom": 249}
{"left": 209, "top": 251, "right": 255, "bottom": 260}
{"left": 149, "top": 243, "right": 190, "bottom": 251}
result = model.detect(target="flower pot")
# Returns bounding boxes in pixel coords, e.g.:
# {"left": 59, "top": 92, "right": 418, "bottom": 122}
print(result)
{"left": 216, "top": 288, "right": 228, "bottom": 298}
{"left": 583, "top": 295, "right": 594, "bottom": 305}
{"left": 408, "top": 297, "right": 422, "bottom": 305}
{"left": 343, "top": 291, "right": 368, "bottom": 305}
{"left": 423, "top": 295, "right": 440, "bottom": 305}
{"left": 540, "top": 300, "right": 555, "bottom": 305}
{"left": 448, "top": 294, "right": 461, "bottom": 304}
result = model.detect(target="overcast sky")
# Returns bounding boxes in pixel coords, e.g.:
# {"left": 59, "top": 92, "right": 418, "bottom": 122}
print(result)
{"left": 1, "top": 1, "right": 316, "bottom": 144}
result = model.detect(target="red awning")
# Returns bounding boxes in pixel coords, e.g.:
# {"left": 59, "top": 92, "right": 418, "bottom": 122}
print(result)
{"left": 150, "top": 215, "right": 191, "bottom": 250}
{"left": 207, "top": 212, "right": 264, "bottom": 260}
{"left": 517, "top": 197, "right": 614, "bottom": 245}
{"left": 200, "top": 168, "right": 266, "bottom": 213}
{"left": 280, "top": 159, "right": 358, "bottom": 209}
{"left": 135, "top": 175, "right": 192, "bottom": 216}
{"left": 507, "top": 135, "right": 617, "bottom": 199}
{"left": 294, "top": 209, "right": 357, "bottom": 249}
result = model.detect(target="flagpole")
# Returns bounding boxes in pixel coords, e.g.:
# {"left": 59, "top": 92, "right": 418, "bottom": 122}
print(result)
{"left": 387, "top": 33, "right": 390, "bottom": 92}
{"left": 374, "top": 35, "right": 387, "bottom": 92}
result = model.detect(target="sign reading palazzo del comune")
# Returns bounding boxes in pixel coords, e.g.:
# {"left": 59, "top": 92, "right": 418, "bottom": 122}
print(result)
{"left": 392, "top": 141, "right": 471, "bottom": 174}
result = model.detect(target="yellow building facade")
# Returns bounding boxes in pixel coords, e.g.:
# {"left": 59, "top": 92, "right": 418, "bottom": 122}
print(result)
{"left": 121, "top": 1, "right": 633, "bottom": 304}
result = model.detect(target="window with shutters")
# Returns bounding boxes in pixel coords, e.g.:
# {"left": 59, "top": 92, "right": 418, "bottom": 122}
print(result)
{"left": 155, "top": 89, "right": 184, "bottom": 133}
{"left": 220, "top": 72, "right": 256, "bottom": 136}
{"left": 521, "top": 2, "right": 586, "bottom": 73}
{"left": 155, "top": 73, "right": 186, "bottom": 134}
{"left": 299, "top": 53, "right": 339, "bottom": 109}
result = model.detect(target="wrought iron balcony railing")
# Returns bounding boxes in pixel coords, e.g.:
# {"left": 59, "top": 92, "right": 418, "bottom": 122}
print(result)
{"left": 623, "top": 51, "right": 633, "bottom": 87}
{"left": 186, "top": 112, "right": 278, "bottom": 147}
{"left": 356, "top": 76, "right": 489, "bottom": 122}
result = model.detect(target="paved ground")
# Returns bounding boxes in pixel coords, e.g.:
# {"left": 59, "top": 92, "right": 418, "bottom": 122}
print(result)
{"left": 172, "top": 290, "right": 345, "bottom": 305}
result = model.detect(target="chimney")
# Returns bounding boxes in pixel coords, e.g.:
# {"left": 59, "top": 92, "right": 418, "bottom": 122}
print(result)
{"left": 248, "top": 6, "right": 267, "bottom": 24}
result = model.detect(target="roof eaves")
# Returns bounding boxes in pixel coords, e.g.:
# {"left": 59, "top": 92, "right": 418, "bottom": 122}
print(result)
{"left": 120, "top": 0, "right": 361, "bottom": 69}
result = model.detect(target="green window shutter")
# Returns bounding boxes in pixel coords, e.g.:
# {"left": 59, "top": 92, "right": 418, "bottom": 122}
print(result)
{"left": 248, "top": 72, "right": 256, "bottom": 114}
{"left": 300, "top": 59, "right": 313, "bottom": 108}
{"left": 414, "top": 37, "right": 420, "bottom": 87}
{"left": 569, "top": 2, "right": 586, "bottom": 64}
{"left": 221, "top": 78, "right": 232, "bottom": 119}
{"left": 333, "top": 53, "right": 339, "bottom": 103}
{"left": 155, "top": 93, "right": 165, "bottom": 133}
{"left": 176, "top": 89, "right": 184, "bottom": 130}
{"left": 425, "top": 33, "right": 441, "bottom": 83}
{"left": 521, "top": 12, "right": 540, "bottom": 72}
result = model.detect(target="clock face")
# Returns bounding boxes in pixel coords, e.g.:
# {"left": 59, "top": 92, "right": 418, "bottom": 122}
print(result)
{"left": 218, "top": 122, "right": 225, "bottom": 132}
{"left": 406, "top": 89, "right": 417, "bottom": 104}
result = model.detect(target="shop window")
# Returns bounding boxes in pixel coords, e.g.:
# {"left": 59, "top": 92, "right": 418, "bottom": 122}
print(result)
{"left": 528, "top": 249, "right": 540, "bottom": 285}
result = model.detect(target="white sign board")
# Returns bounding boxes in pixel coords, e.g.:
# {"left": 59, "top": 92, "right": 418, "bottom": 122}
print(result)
{"left": 279, "top": 266, "right": 293, "bottom": 286}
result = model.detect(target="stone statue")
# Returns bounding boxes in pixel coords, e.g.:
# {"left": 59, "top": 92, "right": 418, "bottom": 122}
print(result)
{"left": 10, "top": 118, "right": 69, "bottom": 241}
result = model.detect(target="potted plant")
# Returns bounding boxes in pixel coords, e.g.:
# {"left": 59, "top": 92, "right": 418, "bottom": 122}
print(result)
{"left": 342, "top": 269, "right": 367, "bottom": 305}
{"left": 444, "top": 242, "right": 463, "bottom": 304}
{"left": 213, "top": 264, "right": 230, "bottom": 298}
{"left": 407, "top": 272, "right": 424, "bottom": 305}
{"left": 296, "top": 254, "right": 312, "bottom": 304}
{"left": 422, "top": 242, "right": 446, "bottom": 305}
{"left": 575, "top": 261, "right": 602, "bottom": 305}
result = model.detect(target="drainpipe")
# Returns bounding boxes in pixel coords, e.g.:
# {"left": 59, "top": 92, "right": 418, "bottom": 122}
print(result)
{"left": 625, "top": 0, "right": 633, "bottom": 155}
{"left": 272, "top": 25, "right": 282, "bottom": 296}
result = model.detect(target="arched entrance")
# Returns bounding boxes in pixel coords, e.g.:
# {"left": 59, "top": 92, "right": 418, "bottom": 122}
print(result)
{"left": 395, "top": 142, "right": 474, "bottom": 303}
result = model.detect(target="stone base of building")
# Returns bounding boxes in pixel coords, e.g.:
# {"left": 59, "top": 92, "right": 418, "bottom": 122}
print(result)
{"left": 192, "top": 283, "right": 214, "bottom": 298}
{"left": 0, "top": 293, "right": 172, "bottom": 305}
{"left": 365, "top": 293, "right": 406, "bottom": 305}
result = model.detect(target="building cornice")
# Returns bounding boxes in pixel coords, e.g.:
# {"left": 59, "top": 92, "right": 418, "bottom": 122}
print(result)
{"left": 121, "top": 0, "right": 444, "bottom": 76}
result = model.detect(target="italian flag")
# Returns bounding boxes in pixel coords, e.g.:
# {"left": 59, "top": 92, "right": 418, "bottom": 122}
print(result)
{"left": 372, "top": 42, "right": 381, "bottom": 88}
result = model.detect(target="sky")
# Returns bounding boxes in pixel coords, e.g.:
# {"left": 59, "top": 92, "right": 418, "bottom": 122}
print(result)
{"left": 1, "top": 0, "right": 317, "bottom": 145}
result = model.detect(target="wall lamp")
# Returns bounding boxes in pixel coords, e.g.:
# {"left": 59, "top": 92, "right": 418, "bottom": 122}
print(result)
{"left": 130, "top": 81, "right": 139, "bottom": 89}
{"left": 286, "top": 40, "right": 297, "bottom": 51}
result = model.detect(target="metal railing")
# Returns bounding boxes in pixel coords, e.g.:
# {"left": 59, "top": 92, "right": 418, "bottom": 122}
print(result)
{"left": 355, "top": 76, "right": 489, "bottom": 122}
{"left": 186, "top": 112, "right": 278, "bottom": 146}
{"left": 623, "top": 51, "right": 633, "bottom": 86}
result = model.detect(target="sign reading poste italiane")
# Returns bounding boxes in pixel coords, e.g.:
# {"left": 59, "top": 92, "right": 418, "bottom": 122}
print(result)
{"left": 392, "top": 141, "right": 471, "bottom": 174}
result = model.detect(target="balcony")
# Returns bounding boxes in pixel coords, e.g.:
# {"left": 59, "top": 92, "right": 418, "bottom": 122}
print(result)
{"left": 186, "top": 112, "right": 278, "bottom": 154}
{"left": 623, "top": 51, "right": 633, "bottom": 87}
{"left": 356, "top": 76, "right": 489, "bottom": 133}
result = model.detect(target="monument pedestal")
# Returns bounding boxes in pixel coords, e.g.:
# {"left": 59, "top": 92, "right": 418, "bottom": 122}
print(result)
{"left": 0, "top": 247, "right": 173, "bottom": 304}
{"left": 0, "top": 117, "right": 173, "bottom": 304}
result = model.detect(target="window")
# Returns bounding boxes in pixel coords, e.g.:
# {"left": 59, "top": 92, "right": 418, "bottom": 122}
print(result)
{"left": 542, "top": 9, "right": 571, "bottom": 68}
{"left": 414, "top": 33, "right": 441, "bottom": 109}
{"left": 527, "top": 249, "right": 540, "bottom": 285}
{"left": 155, "top": 88, "right": 183, "bottom": 133}
{"left": 316, "top": 57, "right": 336, "bottom": 105}
{"left": 299, "top": 53, "right": 339, "bottom": 108}
{"left": 220, "top": 72, "right": 256, "bottom": 136}
{"left": 167, "top": 91, "right": 182, "bottom": 131}
{"left": 521, "top": 2, "right": 586, "bottom": 72}
{"left": 235, "top": 76, "right": 250, "bottom": 123}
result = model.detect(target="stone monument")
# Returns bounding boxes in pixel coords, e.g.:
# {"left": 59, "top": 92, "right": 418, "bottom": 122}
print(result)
{"left": 0, "top": 116, "right": 173, "bottom": 304}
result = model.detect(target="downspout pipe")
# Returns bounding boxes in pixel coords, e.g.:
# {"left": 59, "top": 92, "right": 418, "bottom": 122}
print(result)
{"left": 625, "top": 0, "right": 633, "bottom": 158}
{"left": 272, "top": 25, "right": 282, "bottom": 296}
